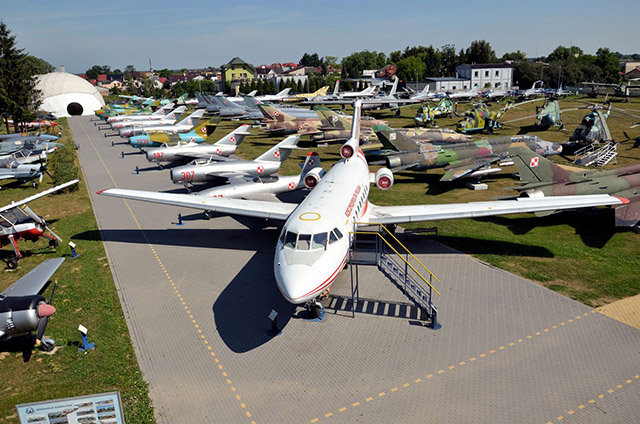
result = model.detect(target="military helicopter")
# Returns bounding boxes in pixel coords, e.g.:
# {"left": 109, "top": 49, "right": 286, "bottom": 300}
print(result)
{"left": 455, "top": 101, "right": 513, "bottom": 134}
{"left": 414, "top": 98, "right": 455, "bottom": 126}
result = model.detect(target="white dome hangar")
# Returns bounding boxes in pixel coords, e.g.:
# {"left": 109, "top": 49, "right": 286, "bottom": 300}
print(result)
{"left": 36, "top": 72, "right": 105, "bottom": 118}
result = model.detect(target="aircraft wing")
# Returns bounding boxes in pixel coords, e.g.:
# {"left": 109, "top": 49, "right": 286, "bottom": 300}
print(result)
{"left": 1, "top": 258, "right": 65, "bottom": 297}
{"left": 0, "top": 174, "right": 19, "bottom": 180}
{"left": 440, "top": 158, "right": 497, "bottom": 182}
{"left": 0, "top": 179, "right": 80, "bottom": 215}
{"left": 365, "top": 195, "right": 626, "bottom": 225}
{"left": 174, "top": 152, "right": 229, "bottom": 161}
{"left": 97, "top": 189, "right": 296, "bottom": 220}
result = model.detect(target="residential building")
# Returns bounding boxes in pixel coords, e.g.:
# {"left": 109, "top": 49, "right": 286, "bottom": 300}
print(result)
{"left": 425, "top": 77, "right": 471, "bottom": 92}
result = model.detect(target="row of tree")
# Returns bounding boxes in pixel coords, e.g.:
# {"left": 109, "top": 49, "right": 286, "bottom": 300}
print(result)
{"left": 0, "top": 21, "right": 52, "bottom": 132}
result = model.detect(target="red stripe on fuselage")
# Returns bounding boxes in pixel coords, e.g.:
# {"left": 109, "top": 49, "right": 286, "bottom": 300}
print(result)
{"left": 291, "top": 251, "right": 349, "bottom": 302}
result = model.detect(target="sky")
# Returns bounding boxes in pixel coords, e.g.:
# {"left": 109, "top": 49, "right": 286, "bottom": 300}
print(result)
{"left": 3, "top": 0, "right": 639, "bottom": 74}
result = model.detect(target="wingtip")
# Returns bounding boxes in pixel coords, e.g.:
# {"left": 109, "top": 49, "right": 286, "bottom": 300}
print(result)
{"left": 96, "top": 189, "right": 108, "bottom": 195}
{"left": 614, "top": 196, "right": 630, "bottom": 204}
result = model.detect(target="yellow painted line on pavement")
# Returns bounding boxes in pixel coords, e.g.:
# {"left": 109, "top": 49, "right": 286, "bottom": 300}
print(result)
{"left": 81, "top": 120, "right": 256, "bottom": 423}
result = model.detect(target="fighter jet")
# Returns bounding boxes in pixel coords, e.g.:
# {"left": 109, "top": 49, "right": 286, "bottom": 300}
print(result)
{"left": 129, "top": 118, "right": 217, "bottom": 149}
{"left": 311, "top": 107, "right": 384, "bottom": 144}
{"left": 211, "top": 96, "right": 263, "bottom": 120}
{"left": 0, "top": 136, "right": 62, "bottom": 156}
{"left": 145, "top": 124, "right": 251, "bottom": 166}
{"left": 509, "top": 145, "right": 640, "bottom": 231}
{"left": 372, "top": 124, "right": 562, "bottom": 181}
{"left": 254, "top": 88, "right": 292, "bottom": 102}
{"left": 0, "top": 179, "right": 79, "bottom": 268}
{"left": 169, "top": 135, "right": 300, "bottom": 187}
{"left": 257, "top": 104, "right": 323, "bottom": 135}
{"left": 98, "top": 101, "right": 624, "bottom": 308}
{"left": 105, "top": 102, "right": 175, "bottom": 124}
{"left": 196, "top": 152, "right": 322, "bottom": 202}
{"left": 114, "top": 106, "right": 187, "bottom": 135}
{"left": 0, "top": 258, "right": 64, "bottom": 352}
{"left": 118, "top": 109, "right": 205, "bottom": 138}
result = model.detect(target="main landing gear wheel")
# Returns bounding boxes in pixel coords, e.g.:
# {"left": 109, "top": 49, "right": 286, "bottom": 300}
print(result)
{"left": 7, "top": 257, "right": 18, "bottom": 269}
{"left": 49, "top": 239, "right": 59, "bottom": 248}
{"left": 203, "top": 211, "right": 213, "bottom": 220}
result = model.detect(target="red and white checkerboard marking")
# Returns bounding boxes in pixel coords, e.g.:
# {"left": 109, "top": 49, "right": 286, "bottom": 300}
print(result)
{"left": 230, "top": 136, "right": 236, "bottom": 143}
{"left": 530, "top": 157, "right": 539, "bottom": 167}
{"left": 273, "top": 150, "right": 280, "bottom": 158}
{"left": 216, "top": 148, "right": 222, "bottom": 154}
{"left": 274, "top": 111, "right": 279, "bottom": 117}
{"left": 288, "top": 182, "right": 295, "bottom": 190}
{"left": 308, "top": 158, "right": 315, "bottom": 166}
{"left": 257, "top": 166, "right": 264, "bottom": 173}
{"left": 201, "top": 127, "right": 207, "bottom": 133}
{"left": 189, "top": 137, "right": 195, "bottom": 142}
{"left": 298, "top": 124, "right": 303, "bottom": 130}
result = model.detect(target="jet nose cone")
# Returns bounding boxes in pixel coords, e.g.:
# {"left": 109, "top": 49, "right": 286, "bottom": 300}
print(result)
{"left": 38, "top": 303, "right": 56, "bottom": 318}
{"left": 538, "top": 140, "right": 562, "bottom": 156}
{"left": 275, "top": 262, "right": 321, "bottom": 304}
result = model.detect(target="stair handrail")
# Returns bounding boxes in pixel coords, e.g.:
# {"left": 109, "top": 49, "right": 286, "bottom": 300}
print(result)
{"left": 351, "top": 224, "right": 440, "bottom": 296}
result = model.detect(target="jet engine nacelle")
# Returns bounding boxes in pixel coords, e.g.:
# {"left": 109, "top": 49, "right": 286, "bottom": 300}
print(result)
{"left": 170, "top": 165, "right": 210, "bottom": 184}
{"left": 521, "top": 189, "right": 545, "bottom": 198}
{"left": 340, "top": 138, "right": 359, "bottom": 159}
{"left": 303, "top": 167, "right": 325, "bottom": 189}
{"left": 375, "top": 167, "right": 394, "bottom": 190}
{"left": 386, "top": 156, "right": 403, "bottom": 169}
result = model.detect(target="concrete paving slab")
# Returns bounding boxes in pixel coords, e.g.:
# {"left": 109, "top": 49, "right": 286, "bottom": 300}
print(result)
{"left": 70, "top": 115, "right": 640, "bottom": 424}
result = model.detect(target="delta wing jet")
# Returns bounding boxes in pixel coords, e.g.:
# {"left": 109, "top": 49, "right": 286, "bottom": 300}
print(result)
{"left": 98, "top": 101, "right": 625, "bottom": 308}
{"left": 145, "top": 125, "right": 251, "bottom": 165}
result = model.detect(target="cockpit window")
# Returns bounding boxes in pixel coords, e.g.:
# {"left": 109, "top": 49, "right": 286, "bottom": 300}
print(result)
{"left": 312, "top": 233, "right": 327, "bottom": 249}
{"left": 284, "top": 231, "right": 297, "bottom": 248}
{"left": 329, "top": 231, "right": 338, "bottom": 244}
{"left": 334, "top": 228, "right": 343, "bottom": 239}
{"left": 297, "top": 234, "right": 311, "bottom": 250}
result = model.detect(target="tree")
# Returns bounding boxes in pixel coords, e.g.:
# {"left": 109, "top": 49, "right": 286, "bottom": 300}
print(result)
{"left": 440, "top": 44, "right": 458, "bottom": 76}
{"left": 395, "top": 56, "right": 426, "bottom": 81}
{"left": 300, "top": 53, "right": 322, "bottom": 67}
{"left": 464, "top": 40, "right": 498, "bottom": 64}
{"left": 0, "top": 21, "right": 41, "bottom": 132}
{"left": 85, "top": 65, "right": 110, "bottom": 79}
{"left": 595, "top": 47, "right": 621, "bottom": 83}
{"left": 25, "top": 56, "right": 55, "bottom": 74}
{"left": 502, "top": 50, "right": 527, "bottom": 62}
{"left": 341, "top": 50, "right": 388, "bottom": 78}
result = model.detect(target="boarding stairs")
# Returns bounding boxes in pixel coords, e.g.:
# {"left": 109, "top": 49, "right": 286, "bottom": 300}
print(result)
{"left": 574, "top": 141, "right": 618, "bottom": 167}
{"left": 344, "top": 224, "right": 439, "bottom": 327}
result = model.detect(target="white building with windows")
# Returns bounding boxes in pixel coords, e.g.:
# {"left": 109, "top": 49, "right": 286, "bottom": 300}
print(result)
{"left": 456, "top": 63, "right": 513, "bottom": 90}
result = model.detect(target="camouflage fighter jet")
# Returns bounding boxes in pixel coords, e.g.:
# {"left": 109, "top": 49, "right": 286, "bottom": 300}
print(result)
{"left": 509, "top": 145, "right": 640, "bottom": 231}
{"left": 372, "top": 124, "right": 562, "bottom": 181}
{"left": 310, "top": 107, "right": 385, "bottom": 144}
{"left": 257, "top": 103, "right": 324, "bottom": 136}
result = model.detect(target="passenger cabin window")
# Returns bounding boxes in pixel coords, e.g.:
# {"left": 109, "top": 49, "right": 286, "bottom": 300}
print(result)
{"left": 297, "top": 234, "right": 311, "bottom": 250}
{"left": 329, "top": 231, "right": 338, "bottom": 244}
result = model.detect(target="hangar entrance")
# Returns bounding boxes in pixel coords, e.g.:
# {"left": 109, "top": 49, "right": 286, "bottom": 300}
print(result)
{"left": 325, "top": 224, "right": 439, "bottom": 327}
{"left": 67, "top": 102, "right": 83, "bottom": 116}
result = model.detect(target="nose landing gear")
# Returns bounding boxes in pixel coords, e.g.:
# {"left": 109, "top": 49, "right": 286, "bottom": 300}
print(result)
{"left": 304, "top": 300, "right": 325, "bottom": 322}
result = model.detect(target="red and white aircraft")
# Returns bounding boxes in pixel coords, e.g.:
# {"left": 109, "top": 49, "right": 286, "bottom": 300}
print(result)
{"left": 98, "top": 101, "right": 625, "bottom": 307}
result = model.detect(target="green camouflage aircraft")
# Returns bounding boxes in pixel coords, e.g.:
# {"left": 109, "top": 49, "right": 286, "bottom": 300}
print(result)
{"left": 311, "top": 107, "right": 384, "bottom": 144}
{"left": 371, "top": 124, "right": 562, "bottom": 181}
{"left": 509, "top": 145, "right": 640, "bottom": 231}
{"left": 455, "top": 102, "right": 512, "bottom": 134}
{"left": 414, "top": 98, "right": 455, "bottom": 126}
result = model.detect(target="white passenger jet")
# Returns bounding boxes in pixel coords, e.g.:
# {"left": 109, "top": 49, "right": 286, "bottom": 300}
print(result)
{"left": 98, "top": 101, "right": 626, "bottom": 308}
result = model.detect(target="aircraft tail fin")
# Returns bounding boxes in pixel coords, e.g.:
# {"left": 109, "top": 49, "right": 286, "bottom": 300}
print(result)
{"left": 179, "top": 109, "right": 205, "bottom": 128}
{"left": 162, "top": 105, "right": 186, "bottom": 122}
{"left": 333, "top": 80, "right": 340, "bottom": 96}
{"left": 372, "top": 125, "right": 417, "bottom": 151}
{"left": 256, "top": 135, "right": 300, "bottom": 163}
{"left": 243, "top": 96, "right": 260, "bottom": 110}
{"left": 361, "top": 85, "right": 376, "bottom": 95}
{"left": 300, "top": 152, "right": 321, "bottom": 175}
{"left": 257, "top": 103, "right": 293, "bottom": 122}
{"left": 190, "top": 119, "right": 217, "bottom": 140}
{"left": 153, "top": 103, "right": 174, "bottom": 115}
{"left": 314, "top": 86, "right": 329, "bottom": 96}
{"left": 276, "top": 88, "right": 291, "bottom": 98}
{"left": 389, "top": 77, "right": 399, "bottom": 97}
{"left": 317, "top": 108, "right": 350, "bottom": 130}
{"left": 509, "top": 145, "right": 570, "bottom": 185}
{"left": 215, "top": 124, "right": 251, "bottom": 146}
{"left": 246, "top": 90, "right": 258, "bottom": 97}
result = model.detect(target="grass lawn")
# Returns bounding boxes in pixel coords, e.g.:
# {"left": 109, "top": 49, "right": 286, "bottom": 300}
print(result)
{"left": 0, "top": 118, "right": 154, "bottom": 423}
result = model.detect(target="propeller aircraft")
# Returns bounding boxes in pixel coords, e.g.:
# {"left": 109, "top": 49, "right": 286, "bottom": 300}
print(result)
{"left": 98, "top": 101, "right": 624, "bottom": 311}
{"left": 0, "top": 258, "right": 64, "bottom": 353}
{"left": 0, "top": 180, "right": 80, "bottom": 268}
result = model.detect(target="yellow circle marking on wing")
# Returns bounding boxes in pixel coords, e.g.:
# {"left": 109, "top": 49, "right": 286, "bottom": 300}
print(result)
{"left": 299, "top": 212, "right": 321, "bottom": 221}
